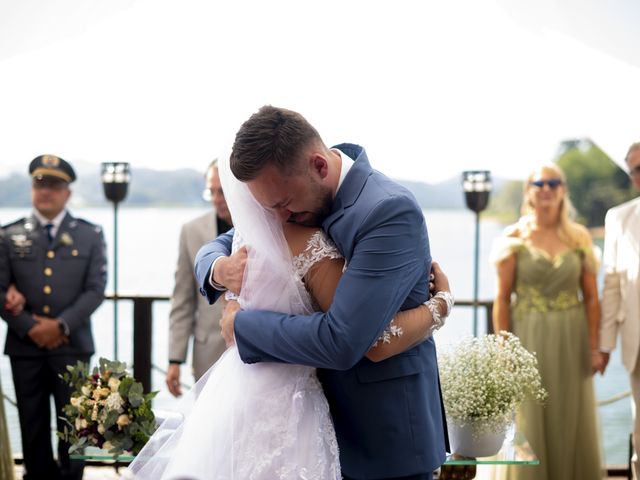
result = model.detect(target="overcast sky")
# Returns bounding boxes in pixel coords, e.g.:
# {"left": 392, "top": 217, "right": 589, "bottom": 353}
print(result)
{"left": 0, "top": 0, "right": 638, "bottom": 184}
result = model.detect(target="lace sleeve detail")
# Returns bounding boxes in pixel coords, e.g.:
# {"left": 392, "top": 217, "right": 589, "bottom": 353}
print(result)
{"left": 372, "top": 319, "right": 404, "bottom": 348}
{"left": 292, "top": 231, "right": 342, "bottom": 279}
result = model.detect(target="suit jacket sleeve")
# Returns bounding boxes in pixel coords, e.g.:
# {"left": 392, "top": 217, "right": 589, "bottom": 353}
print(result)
{"left": 234, "top": 195, "right": 429, "bottom": 370}
{"left": 58, "top": 228, "right": 107, "bottom": 331}
{"left": 168, "top": 223, "right": 199, "bottom": 362}
{"left": 194, "top": 228, "right": 234, "bottom": 304}
{"left": 600, "top": 208, "right": 621, "bottom": 351}
{"left": 0, "top": 229, "right": 37, "bottom": 337}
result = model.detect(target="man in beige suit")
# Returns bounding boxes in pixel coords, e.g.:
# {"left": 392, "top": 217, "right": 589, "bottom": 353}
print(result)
{"left": 601, "top": 141, "right": 640, "bottom": 478}
{"left": 165, "top": 160, "right": 233, "bottom": 396}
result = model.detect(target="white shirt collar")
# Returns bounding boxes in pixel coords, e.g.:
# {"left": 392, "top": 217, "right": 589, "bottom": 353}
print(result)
{"left": 333, "top": 148, "right": 355, "bottom": 191}
{"left": 33, "top": 209, "right": 67, "bottom": 237}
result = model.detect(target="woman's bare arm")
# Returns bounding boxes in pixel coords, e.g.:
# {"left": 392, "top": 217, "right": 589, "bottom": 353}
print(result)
{"left": 493, "top": 253, "right": 516, "bottom": 333}
{"left": 580, "top": 265, "right": 602, "bottom": 374}
{"left": 284, "top": 224, "right": 451, "bottom": 363}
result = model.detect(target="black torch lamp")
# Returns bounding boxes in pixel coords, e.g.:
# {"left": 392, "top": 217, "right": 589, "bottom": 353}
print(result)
{"left": 462, "top": 170, "right": 492, "bottom": 336}
{"left": 101, "top": 162, "right": 130, "bottom": 360}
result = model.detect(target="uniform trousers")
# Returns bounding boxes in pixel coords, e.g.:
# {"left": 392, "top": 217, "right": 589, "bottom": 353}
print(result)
{"left": 10, "top": 354, "right": 89, "bottom": 480}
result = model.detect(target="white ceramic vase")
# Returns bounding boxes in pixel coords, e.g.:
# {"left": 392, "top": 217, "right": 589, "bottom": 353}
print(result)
{"left": 447, "top": 420, "right": 508, "bottom": 458}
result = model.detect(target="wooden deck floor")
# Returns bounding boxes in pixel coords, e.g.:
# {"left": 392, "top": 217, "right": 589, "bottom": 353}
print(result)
{"left": 13, "top": 465, "right": 630, "bottom": 479}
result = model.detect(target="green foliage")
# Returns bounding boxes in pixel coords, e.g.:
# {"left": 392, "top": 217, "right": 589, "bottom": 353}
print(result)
{"left": 556, "top": 140, "right": 636, "bottom": 227}
{"left": 57, "top": 357, "right": 157, "bottom": 456}
{"left": 486, "top": 139, "right": 637, "bottom": 227}
{"left": 485, "top": 180, "right": 524, "bottom": 223}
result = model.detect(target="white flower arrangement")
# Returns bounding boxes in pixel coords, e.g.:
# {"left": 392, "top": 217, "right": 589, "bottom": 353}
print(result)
{"left": 438, "top": 332, "right": 547, "bottom": 434}
{"left": 58, "top": 357, "right": 157, "bottom": 456}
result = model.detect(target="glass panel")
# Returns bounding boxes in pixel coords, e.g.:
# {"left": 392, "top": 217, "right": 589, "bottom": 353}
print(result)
{"left": 444, "top": 427, "right": 539, "bottom": 465}
{"left": 70, "top": 446, "right": 135, "bottom": 462}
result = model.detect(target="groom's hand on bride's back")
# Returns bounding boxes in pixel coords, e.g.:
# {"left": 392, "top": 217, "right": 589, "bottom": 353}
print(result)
{"left": 213, "top": 246, "right": 248, "bottom": 295}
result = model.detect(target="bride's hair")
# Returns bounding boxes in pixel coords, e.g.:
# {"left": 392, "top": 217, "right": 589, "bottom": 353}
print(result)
{"left": 230, "top": 105, "right": 323, "bottom": 181}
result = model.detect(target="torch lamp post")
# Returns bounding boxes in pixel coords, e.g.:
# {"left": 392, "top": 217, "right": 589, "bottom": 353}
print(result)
{"left": 101, "top": 162, "right": 130, "bottom": 360}
{"left": 462, "top": 170, "right": 492, "bottom": 337}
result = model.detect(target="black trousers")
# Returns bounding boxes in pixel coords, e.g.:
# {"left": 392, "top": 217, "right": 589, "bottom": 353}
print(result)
{"left": 11, "top": 354, "right": 89, "bottom": 480}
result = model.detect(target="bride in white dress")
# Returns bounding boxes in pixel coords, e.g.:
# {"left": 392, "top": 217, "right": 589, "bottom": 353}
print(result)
{"left": 124, "top": 154, "right": 446, "bottom": 479}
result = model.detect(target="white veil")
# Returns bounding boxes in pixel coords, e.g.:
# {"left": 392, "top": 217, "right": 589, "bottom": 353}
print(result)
{"left": 123, "top": 150, "right": 319, "bottom": 480}
{"left": 218, "top": 149, "right": 314, "bottom": 314}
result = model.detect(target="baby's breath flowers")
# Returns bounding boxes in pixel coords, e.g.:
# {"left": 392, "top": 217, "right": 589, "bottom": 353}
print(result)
{"left": 58, "top": 357, "right": 157, "bottom": 456}
{"left": 439, "top": 332, "right": 547, "bottom": 434}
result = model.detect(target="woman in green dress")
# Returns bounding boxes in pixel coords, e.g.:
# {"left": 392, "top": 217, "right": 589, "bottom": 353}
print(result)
{"left": 492, "top": 163, "right": 603, "bottom": 480}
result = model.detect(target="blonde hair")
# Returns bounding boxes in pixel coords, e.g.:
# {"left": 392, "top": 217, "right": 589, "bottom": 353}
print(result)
{"left": 507, "top": 163, "right": 597, "bottom": 271}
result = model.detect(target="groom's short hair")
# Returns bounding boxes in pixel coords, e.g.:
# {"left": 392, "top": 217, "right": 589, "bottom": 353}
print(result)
{"left": 231, "top": 105, "right": 322, "bottom": 181}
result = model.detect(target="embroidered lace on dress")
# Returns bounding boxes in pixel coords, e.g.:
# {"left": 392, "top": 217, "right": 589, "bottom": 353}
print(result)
{"left": 294, "top": 231, "right": 404, "bottom": 348}
{"left": 372, "top": 320, "right": 403, "bottom": 347}
{"left": 514, "top": 285, "right": 580, "bottom": 313}
{"left": 292, "top": 230, "right": 342, "bottom": 278}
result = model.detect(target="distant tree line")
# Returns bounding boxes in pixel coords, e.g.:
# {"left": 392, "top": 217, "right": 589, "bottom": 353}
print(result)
{"left": 556, "top": 139, "right": 636, "bottom": 227}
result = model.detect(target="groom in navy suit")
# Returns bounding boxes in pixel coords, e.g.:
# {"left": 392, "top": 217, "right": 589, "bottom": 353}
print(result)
{"left": 195, "top": 106, "right": 448, "bottom": 479}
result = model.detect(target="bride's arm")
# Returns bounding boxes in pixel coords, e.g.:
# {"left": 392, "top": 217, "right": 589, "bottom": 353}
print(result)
{"left": 306, "top": 256, "right": 452, "bottom": 363}
{"left": 366, "top": 262, "right": 451, "bottom": 362}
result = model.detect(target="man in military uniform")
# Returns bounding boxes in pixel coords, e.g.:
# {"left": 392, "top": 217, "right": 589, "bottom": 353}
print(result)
{"left": 0, "top": 155, "right": 107, "bottom": 480}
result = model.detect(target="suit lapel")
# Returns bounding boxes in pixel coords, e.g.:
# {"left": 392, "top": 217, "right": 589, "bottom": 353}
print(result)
{"left": 322, "top": 145, "right": 372, "bottom": 239}
{"left": 622, "top": 199, "right": 640, "bottom": 257}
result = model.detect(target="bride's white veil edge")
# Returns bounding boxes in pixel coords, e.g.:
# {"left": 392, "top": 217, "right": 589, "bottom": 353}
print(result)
{"left": 122, "top": 149, "right": 317, "bottom": 480}
{"left": 218, "top": 149, "right": 313, "bottom": 314}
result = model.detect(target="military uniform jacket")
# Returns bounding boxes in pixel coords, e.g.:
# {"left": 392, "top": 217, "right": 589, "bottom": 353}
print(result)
{"left": 0, "top": 212, "right": 107, "bottom": 357}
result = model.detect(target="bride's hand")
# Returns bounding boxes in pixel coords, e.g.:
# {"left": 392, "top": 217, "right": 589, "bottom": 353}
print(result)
{"left": 5, "top": 284, "right": 26, "bottom": 316}
{"left": 220, "top": 300, "right": 242, "bottom": 347}
{"left": 213, "top": 247, "right": 248, "bottom": 295}
{"left": 431, "top": 261, "right": 450, "bottom": 295}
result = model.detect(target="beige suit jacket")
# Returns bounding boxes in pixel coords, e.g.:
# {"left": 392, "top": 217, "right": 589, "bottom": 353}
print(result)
{"left": 601, "top": 196, "right": 640, "bottom": 373}
{"left": 168, "top": 211, "right": 226, "bottom": 380}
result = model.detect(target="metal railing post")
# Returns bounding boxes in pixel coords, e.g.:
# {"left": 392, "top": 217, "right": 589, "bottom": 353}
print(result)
{"left": 133, "top": 297, "right": 153, "bottom": 394}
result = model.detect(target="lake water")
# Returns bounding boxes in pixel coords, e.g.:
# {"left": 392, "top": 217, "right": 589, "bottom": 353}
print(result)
{"left": 0, "top": 206, "right": 632, "bottom": 466}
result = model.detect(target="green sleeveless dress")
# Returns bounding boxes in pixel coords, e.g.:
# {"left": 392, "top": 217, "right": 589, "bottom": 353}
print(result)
{"left": 497, "top": 243, "right": 602, "bottom": 480}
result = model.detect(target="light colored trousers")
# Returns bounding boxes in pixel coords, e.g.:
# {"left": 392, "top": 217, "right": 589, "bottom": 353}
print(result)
{"left": 631, "top": 358, "right": 640, "bottom": 480}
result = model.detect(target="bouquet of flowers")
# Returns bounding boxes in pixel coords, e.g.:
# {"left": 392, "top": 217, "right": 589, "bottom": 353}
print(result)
{"left": 58, "top": 357, "right": 157, "bottom": 456}
{"left": 438, "top": 332, "right": 547, "bottom": 434}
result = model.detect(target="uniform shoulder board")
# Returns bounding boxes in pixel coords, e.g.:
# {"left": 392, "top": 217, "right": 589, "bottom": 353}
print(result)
{"left": 3, "top": 217, "right": 27, "bottom": 227}
{"left": 2, "top": 217, "right": 28, "bottom": 230}
{"left": 76, "top": 218, "right": 103, "bottom": 234}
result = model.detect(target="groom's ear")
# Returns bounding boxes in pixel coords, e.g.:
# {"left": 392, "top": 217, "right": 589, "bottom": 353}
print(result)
{"left": 309, "top": 154, "right": 329, "bottom": 180}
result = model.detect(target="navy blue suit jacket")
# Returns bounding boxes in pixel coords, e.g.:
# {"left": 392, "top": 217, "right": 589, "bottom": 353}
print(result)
{"left": 195, "top": 144, "right": 447, "bottom": 478}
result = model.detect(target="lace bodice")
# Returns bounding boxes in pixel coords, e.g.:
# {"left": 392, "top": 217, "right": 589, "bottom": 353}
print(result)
{"left": 292, "top": 230, "right": 342, "bottom": 279}
{"left": 513, "top": 245, "right": 582, "bottom": 313}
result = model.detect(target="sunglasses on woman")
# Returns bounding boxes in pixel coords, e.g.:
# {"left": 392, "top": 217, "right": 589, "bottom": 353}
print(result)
{"left": 529, "top": 179, "right": 563, "bottom": 189}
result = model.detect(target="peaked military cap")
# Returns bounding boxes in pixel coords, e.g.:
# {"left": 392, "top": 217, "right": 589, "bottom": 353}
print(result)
{"left": 29, "top": 154, "right": 76, "bottom": 183}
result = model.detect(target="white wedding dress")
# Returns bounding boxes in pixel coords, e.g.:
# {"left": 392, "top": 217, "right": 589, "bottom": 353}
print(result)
{"left": 124, "top": 155, "right": 342, "bottom": 480}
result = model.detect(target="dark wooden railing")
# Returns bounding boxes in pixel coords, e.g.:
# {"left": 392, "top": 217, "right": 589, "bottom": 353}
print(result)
{"left": 4, "top": 296, "right": 631, "bottom": 477}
